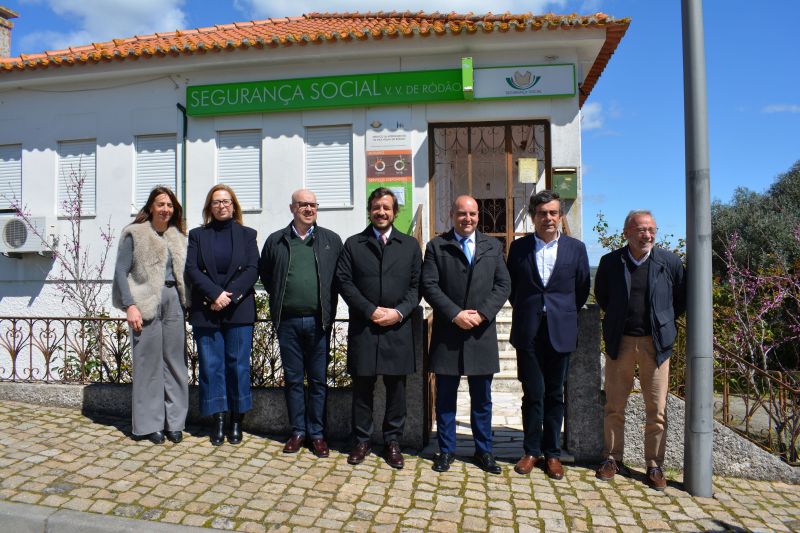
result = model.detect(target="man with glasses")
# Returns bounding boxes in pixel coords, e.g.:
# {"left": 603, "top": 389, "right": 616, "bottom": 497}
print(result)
{"left": 259, "top": 189, "right": 343, "bottom": 458}
{"left": 594, "top": 210, "right": 686, "bottom": 490}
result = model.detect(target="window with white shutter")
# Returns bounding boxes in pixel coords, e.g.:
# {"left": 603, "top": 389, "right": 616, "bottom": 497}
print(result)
{"left": 135, "top": 134, "right": 176, "bottom": 211}
{"left": 0, "top": 144, "right": 22, "bottom": 210}
{"left": 217, "top": 130, "right": 261, "bottom": 210}
{"left": 58, "top": 140, "right": 96, "bottom": 216}
{"left": 305, "top": 125, "right": 353, "bottom": 209}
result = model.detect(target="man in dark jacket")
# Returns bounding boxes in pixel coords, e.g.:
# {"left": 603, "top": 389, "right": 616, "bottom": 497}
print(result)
{"left": 594, "top": 209, "right": 686, "bottom": 491}
{"left": 336, "top": 188, "right": 422, "bottom": 469}
{"left": 507, "top": 190, "right": 590, "bottom": 480}
{"left": 422, "top": 195, "right": 511, "bottom": 474}
{"left": 258, "top": 189, "right": 343, "bottom": 458}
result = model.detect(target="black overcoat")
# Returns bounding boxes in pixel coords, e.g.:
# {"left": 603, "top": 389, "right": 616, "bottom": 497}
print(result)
{"left": 336, "top": 226, "right": 422, "bottom": 376}
{"left": 421, "top": 229, "right": 511, "bottom": 376}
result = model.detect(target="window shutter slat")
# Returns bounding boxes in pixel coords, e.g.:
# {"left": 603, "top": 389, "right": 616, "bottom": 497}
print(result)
{"left": 305, "top": 125, "right": 352, "bottom": 208}
{"left": 0, "top": 144, "right": 22, "bottom": 210}
{"left": 135, "top": 134, "right": 177, "bottom": 210}
{"left": 217, "top": 130, "right": 261, "bottom": 210}
{"left": 58, "top": 140, "right": 96, "bottom": 216}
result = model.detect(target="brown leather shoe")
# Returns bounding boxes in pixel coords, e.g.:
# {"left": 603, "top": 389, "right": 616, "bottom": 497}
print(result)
{"left": 383, "top": 441, "right": 404, "bottom": 469}
{"left": 544, "top": 457, "right": 564, "bottom": 480}
{"left": 283, "top": 433, "right": 305, "bottom": 454}
{"left": 347, "top": 442, "right": 371, "bottom": 465}
{"left": 310, "top": 438, "right": 329, "bottom": 458}
{"left": 646, "top": 466, "right": 667, "bottom": 491}
{"left": 514, "top": 455, "right": 540, "bottom": 475}
{"left": 596, "top": 458, "right": 619, "bottom": 481}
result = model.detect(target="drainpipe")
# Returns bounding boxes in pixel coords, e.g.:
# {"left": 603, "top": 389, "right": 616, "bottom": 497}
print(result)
{"left": 176, "top": 103, "right": 188, "bottom": 224}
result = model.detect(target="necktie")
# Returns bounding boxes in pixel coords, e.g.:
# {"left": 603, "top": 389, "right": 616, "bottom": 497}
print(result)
{"left": 461, "top": 237, "right": 472, "bottom": 264}
{"left": 381, "top": 233, "right": 388, "bottom": 245}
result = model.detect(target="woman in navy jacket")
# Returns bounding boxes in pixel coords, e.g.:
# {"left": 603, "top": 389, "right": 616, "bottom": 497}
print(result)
{"left": 186, "top": 184, "right": 259, "bottom": 445}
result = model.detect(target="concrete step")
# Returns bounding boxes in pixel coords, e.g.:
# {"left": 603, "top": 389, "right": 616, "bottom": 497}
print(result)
{"left": 456, "top": 372, "right": 521, "bottom": 393}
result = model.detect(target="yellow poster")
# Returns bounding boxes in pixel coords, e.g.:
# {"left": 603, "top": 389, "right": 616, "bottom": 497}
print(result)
{"left": 518, "top": 158, "right": 538, "bottom": 183}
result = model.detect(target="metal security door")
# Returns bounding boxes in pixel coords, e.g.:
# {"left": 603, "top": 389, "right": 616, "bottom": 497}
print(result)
{"left": 429, "top": 121, "right": 550, "bottom": 252}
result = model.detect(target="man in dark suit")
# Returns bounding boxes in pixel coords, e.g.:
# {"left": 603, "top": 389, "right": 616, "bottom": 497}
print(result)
{"left": 336, "top": 187, "right": 422, "bottom": 469}
{"left": 594, "top": 210, "right": 686, "bottom": 491}
{"left": 507, "top": 190, "right": 590, "bottom": 479}
{"left": 422, "top": 195, "right": 511, "bottom": 474}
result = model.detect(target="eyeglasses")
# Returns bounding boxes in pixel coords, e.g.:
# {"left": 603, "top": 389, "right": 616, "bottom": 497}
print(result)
{"left": 294, "top": 201, "right": 319, "bottom": 209}
{"left": 211, "top": 199, "right": 232, "bottom": 207}
{"left": 635, "top": 227, "right": 658, "bottom": 235}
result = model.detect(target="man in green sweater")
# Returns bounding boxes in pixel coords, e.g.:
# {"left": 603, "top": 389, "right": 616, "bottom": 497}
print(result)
{"left": 259, "top": 189, "right": 343, "bottom": 458}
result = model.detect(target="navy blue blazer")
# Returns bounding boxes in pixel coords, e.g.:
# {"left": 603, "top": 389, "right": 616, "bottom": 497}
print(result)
{"left": 507, "top": 233, "right": 591, "bottom": 353}
{"left": 185, "top": 222, "right": 259, "bottom": 327}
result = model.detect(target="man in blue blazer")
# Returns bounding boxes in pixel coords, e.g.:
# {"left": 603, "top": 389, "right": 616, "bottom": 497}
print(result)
{"left": 507, "top": 190, "right": 590, "bottom": 479}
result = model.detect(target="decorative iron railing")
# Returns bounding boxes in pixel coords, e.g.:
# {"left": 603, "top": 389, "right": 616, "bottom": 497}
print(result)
{"left": 670, "top": 322, "right": 800, "bottom": 465}
{"left": 0, "top": 316, "right": 351, "bottom": 388}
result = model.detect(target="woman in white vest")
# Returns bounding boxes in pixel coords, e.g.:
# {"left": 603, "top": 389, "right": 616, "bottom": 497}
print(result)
{"left": 112, "top": 186, "right": 189, "bottom": 445}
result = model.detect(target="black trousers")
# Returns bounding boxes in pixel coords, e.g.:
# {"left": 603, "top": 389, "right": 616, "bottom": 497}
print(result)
{"left": 351, "top": 375, "right": 407, "bottom": 444}
{"left": 517, "top": 316, "right": 571, "bottom": 458}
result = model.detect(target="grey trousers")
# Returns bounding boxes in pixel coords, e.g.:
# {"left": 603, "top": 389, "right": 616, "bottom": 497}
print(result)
{"left": 131, "top": 285, "right": 188, "bottom": 436}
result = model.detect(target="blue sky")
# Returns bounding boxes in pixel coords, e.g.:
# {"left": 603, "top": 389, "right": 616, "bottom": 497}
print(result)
{"left": 4, "top": 0, "right": 798, "bottom": 264}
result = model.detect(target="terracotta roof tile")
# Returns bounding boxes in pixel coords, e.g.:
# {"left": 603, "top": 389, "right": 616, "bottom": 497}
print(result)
{"left": 0, "top": 11, "right": 628, "bottom": 105}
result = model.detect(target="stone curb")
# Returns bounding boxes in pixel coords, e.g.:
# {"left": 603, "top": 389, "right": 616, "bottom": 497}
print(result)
{"left": 0, "top": 501, "right": 210, "bottom": 533}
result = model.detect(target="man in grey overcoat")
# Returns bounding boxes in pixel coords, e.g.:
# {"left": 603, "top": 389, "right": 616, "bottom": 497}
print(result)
{"left": 336, "top": 187, "right": 422, "bottom": 469}
{"left": 421, "top": 195, "right": 511, "bottom": 474}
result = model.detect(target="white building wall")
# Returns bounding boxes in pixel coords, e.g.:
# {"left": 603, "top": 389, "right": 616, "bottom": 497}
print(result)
{"left": 0, "top": 38, "right": 596, "bottom": 316}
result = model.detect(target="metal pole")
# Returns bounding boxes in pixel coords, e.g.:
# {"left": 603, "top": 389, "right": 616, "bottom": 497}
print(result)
{"left": 681, "top": 0, "right": 714, "bottom": 497}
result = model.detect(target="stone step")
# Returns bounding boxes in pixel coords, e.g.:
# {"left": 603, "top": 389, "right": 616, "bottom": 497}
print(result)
{"left": 456, "top": 372, "right": 521, "bottom": 393}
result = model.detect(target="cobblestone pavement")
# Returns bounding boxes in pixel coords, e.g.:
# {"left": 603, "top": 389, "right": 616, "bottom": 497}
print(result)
{"left": 1, "top": 400, "right": 799, "bottom": 532}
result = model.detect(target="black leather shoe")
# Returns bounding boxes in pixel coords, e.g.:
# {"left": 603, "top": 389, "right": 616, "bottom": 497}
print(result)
{"left": 210, "top": 412, "right": 225, "bottom": 446}
{"left": 165, "top": 430, "right": 182, "bottom": 443}
{"left": 474, "top": 452, "right": 502, "bottom": 475}
{"left": 432, "top": 452, "right": 456, "bottom": 472}
{"left": 228, "top": 412, "right": 243, "bottom": 445}
{"left": 132, "top": 431, "right": 166, "bottom": 444}
{"left": 383, "top": 441, "right": 404, "bottom": 469}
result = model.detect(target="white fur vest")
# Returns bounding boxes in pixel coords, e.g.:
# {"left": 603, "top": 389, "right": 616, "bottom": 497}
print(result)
{"left": 112, "top": 222, "right": 188, "bottom": 321}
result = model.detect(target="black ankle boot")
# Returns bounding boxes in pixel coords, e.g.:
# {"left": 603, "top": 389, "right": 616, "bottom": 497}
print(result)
{"left": 228, "top": 412, "right": 243, "bottom": 445}
{"left": 210, "top": 412, "right": 225, "bottom": 446}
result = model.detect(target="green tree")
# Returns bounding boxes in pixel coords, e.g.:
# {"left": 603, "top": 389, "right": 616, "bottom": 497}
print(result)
{"left": 712, "top": 160, "right": 800, "bottom": 274}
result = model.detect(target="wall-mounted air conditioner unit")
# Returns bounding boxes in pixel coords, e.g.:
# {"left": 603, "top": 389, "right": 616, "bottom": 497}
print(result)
{"left": 0, "top": 216, "right": 58, "bottom": 255}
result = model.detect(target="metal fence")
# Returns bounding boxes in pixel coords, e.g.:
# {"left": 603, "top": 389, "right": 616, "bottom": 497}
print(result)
{"left": 669, "top": 322, "right": 800, "bottom": 465}
{"left": 0, "top": 316, "right": 351, "bottom": 388}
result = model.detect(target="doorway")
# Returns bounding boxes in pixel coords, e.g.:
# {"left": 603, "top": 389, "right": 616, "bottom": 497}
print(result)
{"left": 428, "top": 121, "right": 551, "bottom": 251}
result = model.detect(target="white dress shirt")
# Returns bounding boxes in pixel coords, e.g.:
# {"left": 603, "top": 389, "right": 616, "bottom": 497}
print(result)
{"left": 534, "top": 231, "right": 560, "bottom": 287}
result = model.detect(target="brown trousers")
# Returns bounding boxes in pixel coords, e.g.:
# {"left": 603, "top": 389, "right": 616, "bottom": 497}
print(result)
{"left": 603, "top": 335, "right": 669, "bottom": 468}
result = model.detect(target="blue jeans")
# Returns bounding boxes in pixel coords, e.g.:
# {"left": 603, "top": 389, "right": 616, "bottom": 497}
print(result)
{"left": 277, "top": 314, "right": 329, "bottom": 439}
{"left": 436, "top": 374, "right": 493, "bottom": 455}
{"left": 194, "top": 324, "right": 253, "bottom": 417}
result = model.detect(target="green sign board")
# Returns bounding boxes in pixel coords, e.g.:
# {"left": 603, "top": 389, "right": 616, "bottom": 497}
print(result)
{"left": 187, "top": 69, "right": 464, "bottom": 116}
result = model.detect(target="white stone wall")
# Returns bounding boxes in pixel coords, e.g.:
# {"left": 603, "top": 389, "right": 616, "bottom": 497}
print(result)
{"left": 0, "top": 30, "right": 604, "bottom": 316}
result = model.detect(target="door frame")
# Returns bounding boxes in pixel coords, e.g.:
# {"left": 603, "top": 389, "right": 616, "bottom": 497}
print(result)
{"left": 427, "top": 120, "right": 552, "bottom": 251}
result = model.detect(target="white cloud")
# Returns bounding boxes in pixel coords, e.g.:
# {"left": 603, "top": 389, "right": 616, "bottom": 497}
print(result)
{"left": 581, "top": 101, "right": 603, "bottom": 130}
{"left": 234, "top": 0, "right": 570, "bottom": 19}
{"left": 19, "top": 0, "right": 187, "bottom": 53}
{"left": 762, "top": 104, "right": 800, "bottom": 114}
